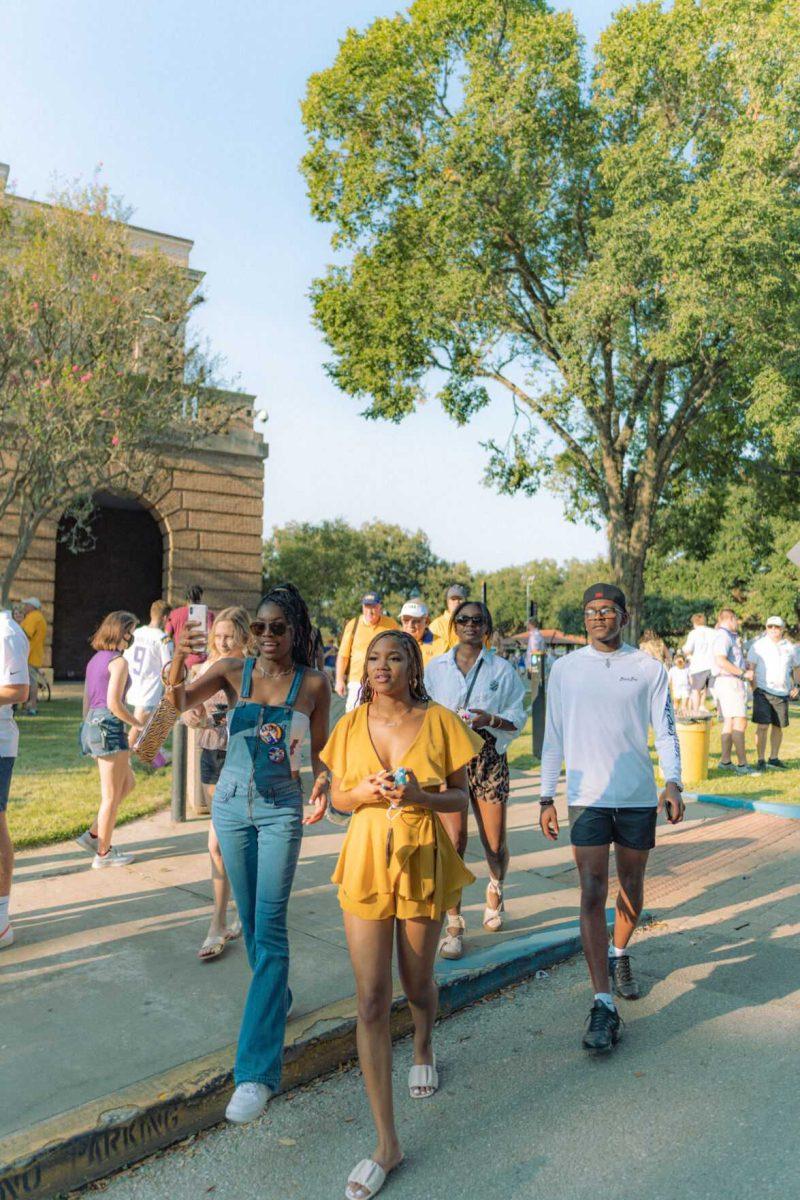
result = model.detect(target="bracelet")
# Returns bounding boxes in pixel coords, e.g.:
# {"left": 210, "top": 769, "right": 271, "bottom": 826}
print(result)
{"left": 161, "top": 660, "right": 188, "bottom": 687}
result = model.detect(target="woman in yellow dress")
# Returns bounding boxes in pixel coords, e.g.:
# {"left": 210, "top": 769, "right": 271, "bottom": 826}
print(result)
{"left": 321, "top": 629, "right": 481, "bottom": 1200}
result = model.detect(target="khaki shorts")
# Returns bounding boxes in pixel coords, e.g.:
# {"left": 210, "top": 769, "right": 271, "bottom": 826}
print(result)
{"left": 714, "top": 675, "right": 747, "bottom": 720}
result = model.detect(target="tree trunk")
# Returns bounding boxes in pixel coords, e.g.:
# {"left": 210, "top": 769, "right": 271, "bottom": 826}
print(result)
{"left": 1, "top": 509, "right": 41, "bottom": 609}
{"left": 607, "top": 518, "right": 648, "bottom": 646}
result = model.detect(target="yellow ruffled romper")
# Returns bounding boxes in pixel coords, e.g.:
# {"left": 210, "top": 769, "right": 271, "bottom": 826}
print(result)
{"left": 321, "top": 702, "right": 483, "bottom": 921}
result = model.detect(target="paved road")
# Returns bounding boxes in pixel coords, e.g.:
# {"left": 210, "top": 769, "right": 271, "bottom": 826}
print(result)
{"left": 93, "top": 883, "right": 800, "bottom": 1200}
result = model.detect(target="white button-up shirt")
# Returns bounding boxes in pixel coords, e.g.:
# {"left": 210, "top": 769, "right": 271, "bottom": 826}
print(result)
{"left": 424, "top": 647, "right": 527, "bottom": 756}
{"left": 747, "top": 635, "right": 799, "bottom": 696}
{"left": 0, "top": 610, "right": 30, "bottom": 758}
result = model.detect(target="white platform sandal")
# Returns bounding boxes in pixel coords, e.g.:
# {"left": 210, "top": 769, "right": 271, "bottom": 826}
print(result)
{"left": 483, "top": 876, "right": 504, "bottom": 931}
{"left": 439, "top": 913, "right": 465, "bottom": 960}
{"left": 345, "top": 1158, "right": 388, "bottom": 1200}
{"left": 408, "top": 1052, "right": 438, "bottom": 1098}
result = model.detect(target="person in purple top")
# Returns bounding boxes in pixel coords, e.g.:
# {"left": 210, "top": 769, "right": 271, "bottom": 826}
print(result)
{"left": 75, "top": 611, "right": 141, "bottom": 869}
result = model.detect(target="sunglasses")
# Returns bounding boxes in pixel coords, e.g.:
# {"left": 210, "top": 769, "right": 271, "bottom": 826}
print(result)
{"left": 583, "top": 606, "right": 621, "bottom": 620}
{"left": 455, "top": 614, "right": 486, "bottom": 626}
{"left": 250, "top": 619, "right": 289, "bottom": 637}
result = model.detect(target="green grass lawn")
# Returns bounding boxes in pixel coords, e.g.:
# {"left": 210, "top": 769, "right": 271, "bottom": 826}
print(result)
{"left": 8, "top": 699, "right": 171, "bottom": 848}
{"left": 506, "top": 699, "right": 800, "bottom": 805}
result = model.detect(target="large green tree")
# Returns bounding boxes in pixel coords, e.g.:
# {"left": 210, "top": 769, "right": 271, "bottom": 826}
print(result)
{"left": 302, "top": 0, "right": 800, "bottom": 639}
{"left": 0, "top": 178, "right": 231, "bottom": 607}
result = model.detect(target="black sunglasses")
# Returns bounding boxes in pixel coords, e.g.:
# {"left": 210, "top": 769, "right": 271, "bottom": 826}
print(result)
{"left": 455, "top": 614, "right": 486, "bottom": 626}
{"left": 250, "top": 619, "right": 289, "bottom": 637}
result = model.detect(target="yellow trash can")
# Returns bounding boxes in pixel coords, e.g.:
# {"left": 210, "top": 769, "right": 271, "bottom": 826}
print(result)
{"left": 676, "top": 716, "right": 712, "bottom": 785}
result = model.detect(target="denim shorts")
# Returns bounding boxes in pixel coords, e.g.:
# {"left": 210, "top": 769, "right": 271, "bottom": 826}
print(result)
{"left": 80, "top": 707, "right": 129, "bottom": 758}
{"left": 0, "top": 756, "right": 15, "bottom": 814}
{"left": 569, "top": 805, "right": 658, "bottom": 850}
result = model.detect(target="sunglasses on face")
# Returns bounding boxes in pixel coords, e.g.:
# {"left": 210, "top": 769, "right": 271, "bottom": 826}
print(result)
{"left": 250, "top": 620, "right": 289, "bottom": 638}
{"left": 455, "top": 614, "right": 486, "bottom": 626}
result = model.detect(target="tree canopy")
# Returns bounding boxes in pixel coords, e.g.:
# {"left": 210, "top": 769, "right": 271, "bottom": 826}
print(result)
{"left": 302, "top": 0, "right": 800, "bottom": 637}
{"left": 0, "top": 178, "right": 232, "bottom": 606}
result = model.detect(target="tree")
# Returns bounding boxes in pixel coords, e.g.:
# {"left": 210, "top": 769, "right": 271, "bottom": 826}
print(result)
{"left": 262, "top": 518, "right": 471, "bottom": 631}
{"left": 302, "top": 0, "right": 800, "bottom": 640}
{"left": 0, "top": 177, "right": 232, "bottom": 606}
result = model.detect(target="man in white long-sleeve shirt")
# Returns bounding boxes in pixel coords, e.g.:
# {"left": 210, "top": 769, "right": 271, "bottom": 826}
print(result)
{"left": 539, "top": 583, "right": 684, "bottom": 1055}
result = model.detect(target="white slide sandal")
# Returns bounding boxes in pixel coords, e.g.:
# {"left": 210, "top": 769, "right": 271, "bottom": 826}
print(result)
{"left": 345, "top": 1158, "right": 387, "bottom": 1200}
{"left": 408, "top": 1052, "right": 438, "bottom": 1098}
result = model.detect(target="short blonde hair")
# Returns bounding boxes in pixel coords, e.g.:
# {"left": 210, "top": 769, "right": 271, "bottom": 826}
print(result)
{"left": 209, "top": 606, "right": 252, "bottom": 661}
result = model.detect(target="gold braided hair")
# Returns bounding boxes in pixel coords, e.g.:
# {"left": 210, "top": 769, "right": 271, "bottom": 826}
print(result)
{"left": 359, "top": 630, "right": 430, "bottom": 704}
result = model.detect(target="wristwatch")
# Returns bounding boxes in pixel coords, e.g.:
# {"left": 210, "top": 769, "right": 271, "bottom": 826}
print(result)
{"left": 539, "top": 798, "right": 555, "bottom": 807}
{"left": 666, "top": 780, "right": 684, "bottom": 793}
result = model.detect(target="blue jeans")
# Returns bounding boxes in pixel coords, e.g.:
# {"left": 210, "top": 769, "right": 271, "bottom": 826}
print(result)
{"left": 212, "top": 777, "right": 303, "bottom": 1089}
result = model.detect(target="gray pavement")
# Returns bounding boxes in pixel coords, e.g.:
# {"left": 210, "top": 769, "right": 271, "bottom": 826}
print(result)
{"left": 92, "top": 879, "right": 800, "bottom": 1200}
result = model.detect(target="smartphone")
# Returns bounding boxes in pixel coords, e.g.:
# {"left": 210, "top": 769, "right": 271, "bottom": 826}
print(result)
{"left": 187, "top": 603, "right": 208, "bottom": 651}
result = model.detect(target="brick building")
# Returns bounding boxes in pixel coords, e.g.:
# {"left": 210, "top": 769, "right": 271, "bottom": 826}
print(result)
{"left": 0, "top": 162, "right": 267, "bottom": 678}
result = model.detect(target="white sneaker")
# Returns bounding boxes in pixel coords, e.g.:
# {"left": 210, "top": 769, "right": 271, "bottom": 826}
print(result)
{"left": 225, "top": 1082, "right": 272, "bottom": 1124}
{"left": 76, "top": 830, "right": 100, "bottom": 855}
{"left": 92, "top": 848, "right": 135, "bottom": 869}
{"left": 0, "top": 924, "right": 14, "bottom": 949}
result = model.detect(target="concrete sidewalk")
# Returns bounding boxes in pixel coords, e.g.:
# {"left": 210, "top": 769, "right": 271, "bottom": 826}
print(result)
{"left": 3, "top": 773, "right": 799, "bottom": 1197}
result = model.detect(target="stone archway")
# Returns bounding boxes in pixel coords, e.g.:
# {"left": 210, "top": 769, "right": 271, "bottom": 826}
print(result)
{"left": 52, "top": 492, "right": 165, "bottom": 679}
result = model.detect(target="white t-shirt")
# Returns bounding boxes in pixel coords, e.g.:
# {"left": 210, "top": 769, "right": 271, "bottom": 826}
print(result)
{"left": 0, "top": 611, "right": 30, "bottom": 757}
{"left": 747, "top": 635, "right": 799, "bottom": 696}
{"left": 124, "top": 625, "right": 173, "bottom": 708}
{"left": 540, "top": 644, "right": 682, "bottom": 808}
{"left": 682, "top": 625, "right": 717, "bottom": 674}
{"left": 668, "top": 665, "right": 691, "bottom": 696}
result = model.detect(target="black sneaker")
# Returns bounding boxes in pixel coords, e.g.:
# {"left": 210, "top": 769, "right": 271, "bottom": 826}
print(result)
{"left": 718, "top": 760, "right": 735, "bottom": 771}
{"left": 609, "top": 954, "right": 640, "bottom": 1000}
{"left": 768, "top": 758, "right": 788, "bottom": 770}
{"left": 757, "top": 759, "right": 767, "bottom": 771}
{"left": 582, "top": 1001, "right": 623, "bottom": 1055}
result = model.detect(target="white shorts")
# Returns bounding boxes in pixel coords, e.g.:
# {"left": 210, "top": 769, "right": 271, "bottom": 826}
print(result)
{"left": 714, "top": 675, "right": 747, "bottom": 720}
{"left": 345, "top": 682, "right": 362, "bottom": 712}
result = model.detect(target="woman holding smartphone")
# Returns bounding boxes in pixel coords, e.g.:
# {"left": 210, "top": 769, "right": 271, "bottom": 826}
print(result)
{"left": 425, "top": 600, "right": 527, "bottom": 959}
{"left": 169, "top": 583, "right": 331, "bottom": 1123}
{"left": 182, "top": 606, "right": 251, "bottom": 961}
{"left": 321, "top": 630, "right": 481, "bottom": 1200}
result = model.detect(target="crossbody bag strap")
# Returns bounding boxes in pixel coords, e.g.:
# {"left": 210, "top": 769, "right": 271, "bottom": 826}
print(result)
{"left": 462, "top": 657, "right": 485, "bottom": 709}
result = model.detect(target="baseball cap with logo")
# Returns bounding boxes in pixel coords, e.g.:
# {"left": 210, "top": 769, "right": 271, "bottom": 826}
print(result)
{"left": 582, "top": 583, "right": 627, "bottom": 611}
{"left": 400, "top": 600, "right": 429, "bottom": 619}
{"left": 766, "top": 615, "right": 785, "bottom": 628}
{"left": 361, "top": 591, "right": 382, "bottom": 606}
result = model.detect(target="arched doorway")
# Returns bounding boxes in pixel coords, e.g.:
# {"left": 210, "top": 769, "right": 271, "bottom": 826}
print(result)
{"left": 52, "top": 493, "right": 165, "bottom": 679}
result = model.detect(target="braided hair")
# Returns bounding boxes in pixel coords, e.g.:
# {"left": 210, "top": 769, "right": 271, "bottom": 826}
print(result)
{"left": 359, "top": 630, "right": 430, "bottom": 704}
{"left": 257, "top": 583, "right": 315, "bottom": 668}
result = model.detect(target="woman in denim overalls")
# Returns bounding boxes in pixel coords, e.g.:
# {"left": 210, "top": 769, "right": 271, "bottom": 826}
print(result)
{"left": 170, "top": 584, "right": 331, "bottom": 1123}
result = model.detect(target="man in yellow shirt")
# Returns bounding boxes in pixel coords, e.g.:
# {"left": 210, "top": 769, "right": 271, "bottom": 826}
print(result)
{"left": 336, "top": 591, "right": 399, "bottom": 711}
{"left": 20, "top": 598, "right": 47, "bottom": 716}
{"left": 400, "top": 600, "right": 447, "bottom": 665}
{"left": 427, "top": 584, "right": 467, "bottom": 651}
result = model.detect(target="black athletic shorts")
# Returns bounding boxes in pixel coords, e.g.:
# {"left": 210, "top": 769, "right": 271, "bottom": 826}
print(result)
{"left": 200, "top": 748, "right": 227, "bottom": 785}
{"left": 751, "top": 688, "right": 789, "bottom": 729}
{"left": 569, "top": 805, "right": 657, "bottom": 850}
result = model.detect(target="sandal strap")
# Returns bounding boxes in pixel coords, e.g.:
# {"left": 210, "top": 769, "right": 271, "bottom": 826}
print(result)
{"left": 348, "top": 1159, "right": 386, "bottom": 1191}
{"left": 487, "top": 876, "right": 503, "bottom": 897}
{"left": 408, "top": 1062, "right": 439, "bottom": 1089}
{"left": 445, "top": 913, "right": 466, "bottom": 932}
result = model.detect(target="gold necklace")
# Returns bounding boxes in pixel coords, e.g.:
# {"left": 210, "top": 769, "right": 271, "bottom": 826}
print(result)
{"left": 255, "top": 661, "right": 293, "bottom": 679}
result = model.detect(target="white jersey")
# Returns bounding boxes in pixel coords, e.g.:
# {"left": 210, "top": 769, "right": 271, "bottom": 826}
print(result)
{"left": 0, "top": 611, "right": 30, "bottom": 757}
{"left": 540, "top": 644, "right": 682, "bottom": 808}
{"left": 124, "top": 626, "right": 173, "bottom": 708}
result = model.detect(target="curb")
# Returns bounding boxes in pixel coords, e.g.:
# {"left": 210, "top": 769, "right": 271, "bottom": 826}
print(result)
{"left": 686, "top": 791, "right": 800, "bottom": 820}
{"left": 0, "top": 919, "right": 589, "bottom": 1199}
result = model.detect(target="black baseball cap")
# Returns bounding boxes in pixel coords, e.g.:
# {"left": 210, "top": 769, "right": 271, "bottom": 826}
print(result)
{"left": 361, "top": 591, "right": 382, "bottom": 606}
{"left": 583, "top": 582, "right": 627, "bottom": 611}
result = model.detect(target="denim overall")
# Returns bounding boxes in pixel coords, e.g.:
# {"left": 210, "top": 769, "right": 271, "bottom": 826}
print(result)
{"left": 212, "top": 659, "right": 305, "bottom": 1090}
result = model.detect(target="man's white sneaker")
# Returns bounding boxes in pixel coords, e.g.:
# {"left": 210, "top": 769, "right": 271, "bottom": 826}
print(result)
{"left": 92, "top": 848, "right": 135, "bottom": 869}
{"left": 225, "top": 1082, "right": 272, "bottom": 1124}
{"left": 76, "top": 830, "right": 100, "bottom": 855}
{"left": 0, "top": 924, "right": 14, "bottom": 949}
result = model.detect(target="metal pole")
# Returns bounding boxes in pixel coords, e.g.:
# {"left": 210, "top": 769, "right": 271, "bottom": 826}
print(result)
{"left": 481, "top": 579, "right": 488, "bottom": 606}
{"left": 171, "top": 721, "right": 187, "bottom": 822}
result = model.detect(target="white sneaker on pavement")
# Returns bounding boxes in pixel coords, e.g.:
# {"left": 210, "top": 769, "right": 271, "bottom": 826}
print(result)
{"left": 0, "top": 924, "right": 14, "bottom": 949}
{"left": 225, "top": 1082, "right": 272, "bottom": 1124}
{"left": 92, "top": 848, "right": 135, "bottom": 869}
{"left": 76, "top": 830, "right": 100, "bottom": 855}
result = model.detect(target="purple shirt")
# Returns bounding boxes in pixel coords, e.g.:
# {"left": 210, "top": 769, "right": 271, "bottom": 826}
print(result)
{"left": 86, "top": 650, "right": 128, "bottom": 709}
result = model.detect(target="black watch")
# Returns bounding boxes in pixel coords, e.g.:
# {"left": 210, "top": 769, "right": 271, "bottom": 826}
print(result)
{"left": 539, "top": 798, "right": 555, "bottom": 807}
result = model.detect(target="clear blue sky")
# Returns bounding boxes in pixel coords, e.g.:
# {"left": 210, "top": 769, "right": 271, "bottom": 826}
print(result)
{"left": 1, "top": 0, "right": 617, "bottom": 573}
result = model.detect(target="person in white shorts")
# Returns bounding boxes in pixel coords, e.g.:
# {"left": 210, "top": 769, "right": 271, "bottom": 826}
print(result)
{"left": 124, "top": 600, "right": 173, "bottom": 767}
{"left": 0, "top": 609, "right": 30, "bottom": 949}
{"left": 712, "top": 608, "right": 758, "bottom": 775}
